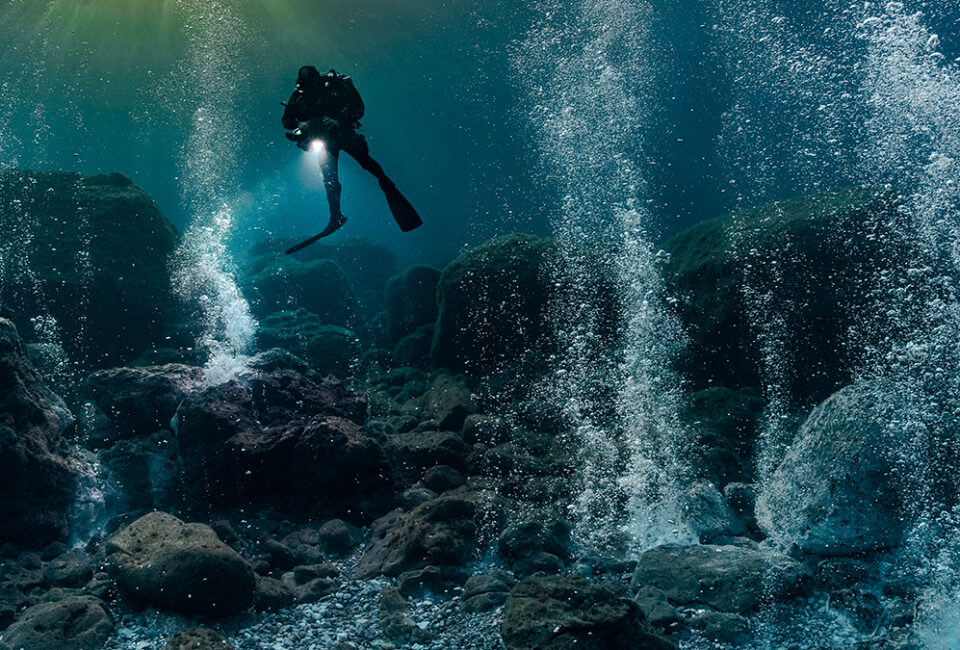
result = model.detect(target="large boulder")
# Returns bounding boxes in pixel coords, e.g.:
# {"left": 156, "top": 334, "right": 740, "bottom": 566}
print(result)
{"left": 242, "top": 257, "right": 359, "bottom": 327}
{"left": 662, "top": 187, "right": 911, "bottom": 404}
{"left": 104, "top": 512, "right": 256, "bottom": 616}
{"left": 81, "top": 364, "right": 204, "bottom": 439}
{"left": 0, "top": 595, "right": 113, "bottom": 650}
{"left": 357, "top": 492, "right": 497, "bottom": 579}
{"left": 501, "top": 575, "right": 675, "bottom": 650}
{"left": 0, "top": 170, "right": 179, "bottom": 367}
{"left": 257, "top": 309, "right": 361, "bottom": 377}
{"left": 385, "top": 266, "right": 441, "bottom": 342}
{"left": 0, "top": 319, "right": 75, "bottom": 546}
{"left": 757, "top": 381, "right": 910, "bottom": 556}
{"left": 432, "top": 234, "right": 615, "bottom": 374}
{"left": 254, "top": 237, "right": 398, "bottom": 315}
{"left": 173, "top": 351, "right": 390, "bottom": 516}
{"left": 631, "top": 544, "right": 810, "bottom": 613}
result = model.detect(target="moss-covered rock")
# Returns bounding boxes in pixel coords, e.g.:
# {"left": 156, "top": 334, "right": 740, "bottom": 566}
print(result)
{"left": 431, "top": 234, "right": 557, "bottom": 374}
{"left": 662, "top": 187, "right": 909, "bottom": 404}
{"left": 258, "top": 309, "right": 361, "bottom": 377}
{"left": 385, "top": 266, "right": 441, "bottom": 342}
{"left": 242, "top": 258, "right": 359, "bottom": 327}
{"left": 0, "top": 170, "right": 179, "bottom": 367}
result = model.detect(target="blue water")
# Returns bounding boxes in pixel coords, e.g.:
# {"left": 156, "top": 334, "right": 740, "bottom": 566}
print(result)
{"left": 3, "top": 0, "right": 960, "bottom": 648}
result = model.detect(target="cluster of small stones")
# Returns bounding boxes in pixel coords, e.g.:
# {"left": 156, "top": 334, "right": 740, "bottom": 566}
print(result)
{"left": 100, "top": 578, "right": 504, "bottom": 650}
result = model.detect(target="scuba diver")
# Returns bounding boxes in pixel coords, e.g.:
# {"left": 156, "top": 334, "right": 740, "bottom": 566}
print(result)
{"left": 282, "top": 66, "right": 422, "bottom": 254}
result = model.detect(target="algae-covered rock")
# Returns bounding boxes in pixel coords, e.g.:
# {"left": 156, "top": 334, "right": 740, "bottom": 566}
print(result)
{"left": 385, "top": 266, "right": 441, "bottom": 342}
{"left": 82, "top": 363, "right": 204, "bottom": 438}
{"left": 162, "top": 627, "right": 234, "bottom": 650}
{"left": 501, "top": 575, "right": 675, "bottom": 650}
{"left": 242, "top": 257, "right": 359, "bottom": 327}
{"left": 432, "top": 234, "right": 558, "bottom": 374}
{"left": 757, "top": 381, "right": 910, "bottom": 556}
{"left": 0, "top": 170, "right": 179, "bottom": 367}
{"left": 0, "top": 319, "right": 75, "bottom": 546}
{"left": 258, "top": 309, "right": 361, "bottom": 377}
{"left": 0, "top": 595, "right": 113, "bottom": 650}
{"left": 105, "top": 512, "right": 256, "bottom": 616}
{"left": 663, "top": 187, "right": 909, "bottom": 404}
{"left": 631, "top": 543, "right": 810, "bottom": 613}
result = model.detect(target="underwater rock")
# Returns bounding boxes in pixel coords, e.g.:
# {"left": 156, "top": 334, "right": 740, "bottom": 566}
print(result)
{"left": 401, "top": 372, "right": 476, "bottom": 431}
{"left": 385, "top": 265, "right": 441, "bottom": 342}
{"left": 757, "top": 381, "right": 908, "bottom": 556}
{"left": 0, "top": 170, "right": 179, "bottom": 368}
{"left": 173, "top": 357, "right": 389, "bottom": 516}
{"left": 0, "top": 319, "right": 76, "bottom": 547}
{"left": 501, "top": 575, "right": 675, "bottom": 650}
{"left": 431, "top": 234, "right": 565, "bottom": 374}
{"left": 631, "top": 543, "right": 810, "bottom": 613}
{"left": 0, "top": 595, "right": 113, "bottom": 650}
{"left": 162, "top": 627, "right": 234, "bottom": 650}
{"left": 663, "top": 187, "right": 909, "bottom": 404}
{"left": 242, "top": 257, "right": 360, "bottom": 328}
{"left": 357, "top": 491, "right": 496, "bottom": 579}
{"left": 258, "top": 309, "right": 361, "bottom": 377}
{"left": 255, "top": 236, "right": 398, "bottom": 316}
{"left": 392, "top": 324, "right": 434, "bottom": 369}
{"left": 82, "top": 363, "right": 204, "bottom": 439}
{"left": 104, "top": 512, "right": 256, "bottom": 616}
{"left": 100, "top": 430, "right": 180, "bottom": 512}
{"left": 462, "top": 574, "right": 512, "bottom": 613}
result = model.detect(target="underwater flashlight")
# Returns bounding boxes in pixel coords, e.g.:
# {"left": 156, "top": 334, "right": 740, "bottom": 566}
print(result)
{"left": 309, "top": 139, "right": 326, "bottom": 154}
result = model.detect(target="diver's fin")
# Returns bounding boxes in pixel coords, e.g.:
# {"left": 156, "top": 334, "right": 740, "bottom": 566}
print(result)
{"left": 381, "top": 181, "right": 423, "bottom": 232}
{"left": 285, "top": 215, "right": 347, "bottom": 255}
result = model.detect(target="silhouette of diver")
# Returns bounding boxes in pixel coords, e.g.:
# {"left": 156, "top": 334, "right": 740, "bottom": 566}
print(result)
{"left": 282, "top": 66, "right": 422, "bottom": 254}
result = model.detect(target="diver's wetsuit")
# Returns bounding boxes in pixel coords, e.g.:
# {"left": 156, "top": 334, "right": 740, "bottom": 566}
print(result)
{"left": 283, "top": 67, "right": 406, "bottom": 241}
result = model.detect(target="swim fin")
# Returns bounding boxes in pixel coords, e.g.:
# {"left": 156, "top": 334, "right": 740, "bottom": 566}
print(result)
{"left": 285, "top": 214, "right": 347, "bottom": 255}
{"left": 381, "top": 181, "right": 423, "bottom": 232}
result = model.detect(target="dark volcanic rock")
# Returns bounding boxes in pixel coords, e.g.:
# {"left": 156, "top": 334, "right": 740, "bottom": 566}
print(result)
{"left": 385, "top": 266, "right": 441, "bottom": 342}
{"left": 105, "top": 512, "right": 256, "bottom": 616}
{"left": 501, "top": 575, "right": 675, "bottom": 650}
{"left": 101, "top": 430, "right": 181, "bottom": 512}
{"left": 357, "top": 492, "right": 495, "bottom": 579}
{"left": 173, "top": 353, "right": 389, "bottom": 516}
{"left": 162, "top": 627, "right": 234, "bottom": 650}
{"left": 662, "top": 187, "right": 911, "bottom": 404}
{"left": 258, "top": 309, "right": 361, "bottom": 376}
{"left": 631, "top": 543, "right": 810, "bottom": 613}
{"left": 757, "top": 381, "right": 910, "bottom": 556}
{"left": 242, "top": 257, "right": 360, "bottom": 327}
{"left": 82, "top": 364, "right": 204, "bottom": 438}
{"left": 431, "top": 234, "right": 617, "bottom": 374}
{"left": 0, "top": 319, "right": 75, "bottom": 546}
{"left": 0, "top": 595, "right": 113, "bottom": 650}
{"left": 0, "top": 170, "right": 179, "bottom": 367}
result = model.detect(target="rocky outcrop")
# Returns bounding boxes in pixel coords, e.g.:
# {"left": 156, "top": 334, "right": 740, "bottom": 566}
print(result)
{"left": 173, "top": 351, "right": 390, "bottom": 516}
{"left": 0, "top": 319, "right": 75, "bottom": 546}
{"left": 501, "top": 575, "right": 675, "bottom": 650}
{"left": 162, "top": 628, "right": 234, "bottom": 650}
{"left": 82, "top": 363, "right": 204, "bottom": 439}
{"left": 631, "top": 543, "right": 810, "bottom": 613}
{"left": 757, "top": 381, "right": 908, "bottom": 556}
{"left": 357, "top": 492, "right": 496, "bottom": 579}
{"left": 257, "top": 309, "right": 361, "bottom": 377}
{"left": 242, "top": 258, "right": 360, "bottom": 327}
{"left": 0, "top": 595, "right": 113, "bottom": 650}
{"left": 431, "top": 234, "right": 569, "bottom": 374}
{"left": 105, "top": 512, "right": 256, "bottom": 616}
{"left": 662, "top": 187, "right": 911, "bottom": 404}
{"left": 385, "top": 266, "right": 441, "bottom": 342}
{"left": 0, "top": 170, "right": 179, "bottom": 367}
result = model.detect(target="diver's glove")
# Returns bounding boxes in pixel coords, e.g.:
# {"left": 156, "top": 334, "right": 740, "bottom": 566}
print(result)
{"left": 320, "top": 116, "right": 340, "bottom": 130}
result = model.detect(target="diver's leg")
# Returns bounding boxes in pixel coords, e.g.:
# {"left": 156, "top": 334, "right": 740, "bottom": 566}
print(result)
{"left": 341, "top": 132, "right": 393, "bottom": 187}
{"left": 318, "top": 149, "right": 347, "bottom": 236}
{"left": 342, "top": 132, "right": 422, "bottom": 232}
